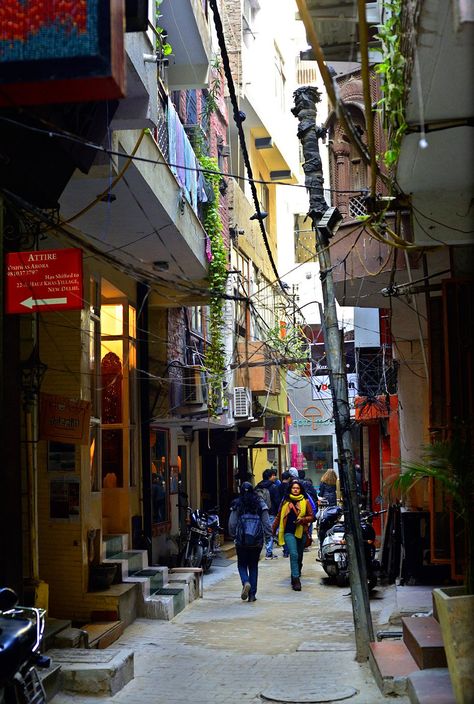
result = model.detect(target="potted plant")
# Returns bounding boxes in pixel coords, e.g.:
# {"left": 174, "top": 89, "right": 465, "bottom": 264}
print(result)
{"left": 390, "top": 426, "right": 474, "bottom": 703}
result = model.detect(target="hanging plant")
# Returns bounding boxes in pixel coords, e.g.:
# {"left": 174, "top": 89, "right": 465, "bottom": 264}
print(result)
{"left": 198, "top": 154, "right": 228, "bottom": 416}
{"left": 155, "top": 0, "right": 172, "bottom": 57}
{"left": 374, "top": 0, "right": 407, "bottom": 168}
{"left": 265, "top": 323, "right": 309, "bottom": 374}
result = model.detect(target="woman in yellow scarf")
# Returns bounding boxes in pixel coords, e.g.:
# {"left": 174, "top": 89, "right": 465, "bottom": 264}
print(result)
{"left": 272, "top": 479, "right": 314, "bottom": 591}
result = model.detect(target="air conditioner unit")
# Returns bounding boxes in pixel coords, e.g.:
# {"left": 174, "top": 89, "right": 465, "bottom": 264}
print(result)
{"left": 233, "top": 387, "right": 251, "bottom": 418}
{"left": 183, "top": 366, "right": 207, "bottom": 405}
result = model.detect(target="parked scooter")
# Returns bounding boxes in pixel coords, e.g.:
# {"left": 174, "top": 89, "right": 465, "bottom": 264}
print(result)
{"left": 318, "top": 504, "right": 348, "bottom": 586}
{"left": 180, "top": 506, "right": 222, "bottom": 573}
{"left": 319, "top": 507, "right": 385, "bottom": 589}
{"left": 0, "top": 587, "right": 50, "bottom": 704}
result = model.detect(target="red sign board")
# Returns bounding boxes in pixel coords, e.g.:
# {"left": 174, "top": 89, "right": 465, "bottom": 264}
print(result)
{"left": 5, "top": 248, "right": 83, "bottom": 314}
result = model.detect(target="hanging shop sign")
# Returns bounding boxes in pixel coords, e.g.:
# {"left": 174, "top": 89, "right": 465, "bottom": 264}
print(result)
{"left": 5, "top": 248, "right": 83, "bottom": 314}
{"left": 311, "top": 373, "right": 358, "bottom": 400}
{"left": 293, "top": 405, "right": 332, "bottom": 430}
{"left": 40, "top": 393, "right": 91, "bottom": 445}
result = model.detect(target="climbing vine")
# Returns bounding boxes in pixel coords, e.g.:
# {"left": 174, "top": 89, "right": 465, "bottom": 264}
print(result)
{"left": 375, "top": 0, "right": 407, "bottom": 168}
{"left": 198, "top": 154, "right": 228, "bottom": 416}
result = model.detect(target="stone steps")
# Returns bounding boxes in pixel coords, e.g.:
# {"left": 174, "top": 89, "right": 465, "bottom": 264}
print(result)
{"left": 406, "top": 668, "right": 455, "bottom": 704}
{"left": 371, "top": 587, "right": 452, "bottom": 703}
{"left": 402, "top": 616, "right": 447, "bottom": 670}
{"left": 102, "top": 534, "right": 199, "bottom": 621}
{"left": 46, "top": 648, "right": 133, "bottom": 696}
{"left": 369, "top": 641, "right": 419, "bottom": 696}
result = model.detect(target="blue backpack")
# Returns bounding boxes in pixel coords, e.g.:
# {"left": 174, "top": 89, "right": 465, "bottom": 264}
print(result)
{"left": 235, "top": 510, "right": 264, "bottom": 547}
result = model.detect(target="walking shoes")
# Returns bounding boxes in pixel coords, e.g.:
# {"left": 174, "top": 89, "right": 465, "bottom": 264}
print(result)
{"left": 241, "top": 582, "right": 251, "bottom": 600}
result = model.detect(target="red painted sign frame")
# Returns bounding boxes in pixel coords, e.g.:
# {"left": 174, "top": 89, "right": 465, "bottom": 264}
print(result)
{"left": 5, "top": 248, "right": 83, "bottom": 314}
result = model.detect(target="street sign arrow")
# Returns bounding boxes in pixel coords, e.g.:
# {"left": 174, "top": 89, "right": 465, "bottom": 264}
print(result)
{"left": 21, "top": 296, "right": 68, "bottom": 309}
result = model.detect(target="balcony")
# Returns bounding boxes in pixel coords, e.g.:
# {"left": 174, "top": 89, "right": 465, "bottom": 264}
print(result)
{"left": 59, "top": 97, "right": 210, "bottom": 302}
{"left": 160, "top": 0, "right": 212, "bottom": 88}
{"left": 330, "top": 217, "right": 412, "bottom": 309}
{"left": 297, "top": 1, "right": 382, "bottom": 61}
{"left": 396, "top": 0, "right": 474, "bottom": 247}
{"left": 234, "top": 341, "right": 281, "bottom": 396}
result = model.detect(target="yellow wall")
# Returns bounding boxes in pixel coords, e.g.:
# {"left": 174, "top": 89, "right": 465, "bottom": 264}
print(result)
{"left": 35, "top": 261, "right": 141, "bottom": 620}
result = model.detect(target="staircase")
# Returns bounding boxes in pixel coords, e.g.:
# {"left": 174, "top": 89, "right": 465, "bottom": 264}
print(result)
{"left": 102, "top": 533, "right": 202, "bottom": 621}
{"left": 369, "top": 591, "right": 455, "bottom": 703}
{"left": 39, "top": 536, "right": 202, "bottom": 699}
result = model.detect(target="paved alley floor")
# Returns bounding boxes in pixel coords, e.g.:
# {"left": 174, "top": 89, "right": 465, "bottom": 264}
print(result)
{"left": 51, "top": 546, "right": 409, "bottom": 704}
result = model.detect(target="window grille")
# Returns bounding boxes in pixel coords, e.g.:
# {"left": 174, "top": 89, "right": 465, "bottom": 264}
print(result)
{"left": 349, "top": 195, "right": 367, "bottom": 219}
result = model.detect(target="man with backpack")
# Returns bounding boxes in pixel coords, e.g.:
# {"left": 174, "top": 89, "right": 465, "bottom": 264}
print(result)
{"left": 255, "top": 468, "right": 281, "bottom": 559}
{"left": 228, "top": 482, "right": 273, "bottom": 602}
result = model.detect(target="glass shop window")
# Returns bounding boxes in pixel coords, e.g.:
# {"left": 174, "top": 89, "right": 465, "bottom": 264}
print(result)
{"left": 100, "top": 288, "right": 137, "bottom": 489}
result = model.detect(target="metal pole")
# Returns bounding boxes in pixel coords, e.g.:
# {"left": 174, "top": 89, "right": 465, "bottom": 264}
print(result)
{"left": 293, "top": 86, "right": 374, "bottom": 660}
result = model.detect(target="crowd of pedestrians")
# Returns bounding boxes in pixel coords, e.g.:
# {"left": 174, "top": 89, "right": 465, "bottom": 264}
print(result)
{"left": 228, "top": 465, "right": 354, "bottom": 599}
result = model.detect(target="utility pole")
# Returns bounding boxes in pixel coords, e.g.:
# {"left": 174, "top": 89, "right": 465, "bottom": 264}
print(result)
{"left": 293, "top": 86, "right": 374, "bottom": 660}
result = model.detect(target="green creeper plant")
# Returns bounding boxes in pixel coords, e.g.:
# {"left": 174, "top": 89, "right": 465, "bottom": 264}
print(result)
{"left": 198, "top": 154, "right": 228, "bottom": 416}
{"left": 374, "top": 0, "right": 407, "bottom": 168}
{"left": 155, "top": 0, "right": 172, "bottom": 57}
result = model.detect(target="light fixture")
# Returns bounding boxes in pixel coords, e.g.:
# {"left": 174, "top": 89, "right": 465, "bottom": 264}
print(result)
{"left": 152, "top": 261, "right": 169, "bottom": 271}
{"left": 270, "top": 170, "right": 292, "bottom": 181}
{"left": 255, "top": 137, "right": 272, "bottom": 149}
{"left": 317, "top": 207, "right": 343, "bottom": 239}
{"left": 181, "top": 425, "right": 194, "bottom": 441}
{"left": 250, "top": 210, "right": 268, "bottom": 221}
{"left": 98, "top": 193, "right": 116, "bottom": 203}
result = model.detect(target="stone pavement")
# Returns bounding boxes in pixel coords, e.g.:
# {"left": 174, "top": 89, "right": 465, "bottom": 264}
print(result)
{"left": 51, "top": 545, "right": 409, "bottom": 704}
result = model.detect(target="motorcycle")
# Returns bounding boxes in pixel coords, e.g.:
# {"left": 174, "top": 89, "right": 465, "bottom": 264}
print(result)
{"left": 318, "top": 503, "right": 348, "bottom": 587}
{"left": 319, "top": 506, "right": 385, "bottom": 590}
{"left": 180, "top": 506, "right": 222, "bottom": 573}
{"left": 360, "top": 510, "right": 386, "bottom": 591}
{"left": 0, "top": 587, "right": 50, "bottom": 704}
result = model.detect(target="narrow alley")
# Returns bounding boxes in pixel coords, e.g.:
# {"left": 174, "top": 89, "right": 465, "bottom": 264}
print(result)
{"left": 50, "top": 547, "right": 408, "bottom": 704}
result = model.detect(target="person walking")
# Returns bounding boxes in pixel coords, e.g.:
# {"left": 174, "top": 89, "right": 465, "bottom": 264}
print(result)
{"left": 273, "top": 479, "right": 314, "bottom": 591}
{"left": 256, "top": 468, "right": 280, "bottom": 559}
{"left": 228, "top": 482, "right": 272, "bottom": 602}
{"left": 277, "top": 471, "right": 291, "bottom": 557}
{"left": 318, "top": 468, "right": 338, "bottom": 507}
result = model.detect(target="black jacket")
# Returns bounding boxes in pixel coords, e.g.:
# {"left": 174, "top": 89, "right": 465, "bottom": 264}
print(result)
{"left": 256, "top": 479, "right": 280, "bottom": 515}
{"left": 318, "top": 482, "right": 337, "bottom": 506}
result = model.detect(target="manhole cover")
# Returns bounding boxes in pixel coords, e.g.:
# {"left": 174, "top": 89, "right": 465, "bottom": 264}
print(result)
{"left": 260, "top": 684, "right": 357, "bottom": 703}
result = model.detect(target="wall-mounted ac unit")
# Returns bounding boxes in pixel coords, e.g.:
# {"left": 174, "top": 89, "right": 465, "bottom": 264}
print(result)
{"left": 183, "top": 366, "right": 207, "bottom": 405}
{"left": 233, "top": 387, "right": 251, "bottom": 418}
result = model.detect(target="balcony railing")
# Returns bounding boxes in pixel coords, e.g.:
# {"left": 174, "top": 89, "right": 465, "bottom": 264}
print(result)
{"left": 152, "top": 89, "right": 206, "bottom": 218}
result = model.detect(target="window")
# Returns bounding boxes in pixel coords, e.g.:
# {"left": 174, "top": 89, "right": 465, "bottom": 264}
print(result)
{"left": 274, "top": 44, "right": 286, "bottom": 112}
{"left": 100, "top": 284, "right": 137, "bottom": 489}
{"left": 232, "top": 250, "right": 250, "bottom": 340}
{"left": 300, "top": 435, "right": 334, "bottom": 486}
{"left": 89, "top": 278, "right": 101, "bottom": 491}
{"left": 294, "top": 213, "right": 317, "bottom": 264}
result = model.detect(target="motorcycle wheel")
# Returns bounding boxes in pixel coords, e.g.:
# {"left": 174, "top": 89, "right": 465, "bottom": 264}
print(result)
{"left": 202, "top": 556, "right": 213, "bottom": 573}
{"left": 183, "top": 544, "right": 203, "bottom": 568}
{"left": 368, "top": 574, "right": 377, "bottom": 592}
{"left": 336, "top": 573, "right": 348, "bottom": 587}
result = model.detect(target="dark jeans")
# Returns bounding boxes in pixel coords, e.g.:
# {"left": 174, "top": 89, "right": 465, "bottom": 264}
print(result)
{"left": 236, "top": 545, "right": 261, "bottom": 596}
{"left": 284, "top": 532, "right": 305, "bottom": 578}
